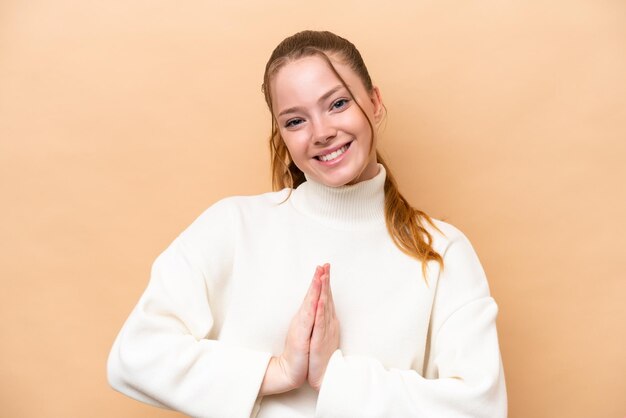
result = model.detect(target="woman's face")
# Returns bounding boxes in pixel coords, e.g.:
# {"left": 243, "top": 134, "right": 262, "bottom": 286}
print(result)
{"left": 271, "top": 55, "right": 383, "bottom": 187}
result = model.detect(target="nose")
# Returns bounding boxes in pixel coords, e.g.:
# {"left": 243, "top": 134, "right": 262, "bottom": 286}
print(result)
{"left": 311, "top": 116, "right": 337, "bottom": 145}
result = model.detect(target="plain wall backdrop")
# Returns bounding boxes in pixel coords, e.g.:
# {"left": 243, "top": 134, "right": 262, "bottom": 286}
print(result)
{"left": 1, "top": 1, "right": 624, "bottom": 417}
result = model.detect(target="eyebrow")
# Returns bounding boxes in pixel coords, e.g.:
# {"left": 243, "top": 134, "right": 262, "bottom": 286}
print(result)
{"left": 277, "top": 85, "right": 345, "bottom": 117}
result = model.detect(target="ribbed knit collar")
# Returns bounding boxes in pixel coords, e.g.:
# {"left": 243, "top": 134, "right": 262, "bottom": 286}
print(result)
{"left": 290, "top": 164, "right": 386, "bottom": 229}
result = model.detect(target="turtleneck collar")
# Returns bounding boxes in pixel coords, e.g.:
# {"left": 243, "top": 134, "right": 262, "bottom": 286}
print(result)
{"left": 289, "top": 164, "right": 386, "bottom": 230}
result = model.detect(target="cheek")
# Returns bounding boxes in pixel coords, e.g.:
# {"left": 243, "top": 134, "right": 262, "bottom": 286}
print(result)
{"left": 281, "top": 131, "right": 309, "bottom": 160}
{"left": 343, "top": 107, "right": 373, "bottom": 134}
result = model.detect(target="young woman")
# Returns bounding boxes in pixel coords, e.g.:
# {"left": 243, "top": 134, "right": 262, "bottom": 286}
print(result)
{"left": 108, "top": 30, "right": 507, "bottom": 417}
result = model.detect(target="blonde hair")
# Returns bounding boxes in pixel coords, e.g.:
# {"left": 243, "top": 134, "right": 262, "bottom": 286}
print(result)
{"left": 261, "top": 30, "right": 443, "bottom": 278}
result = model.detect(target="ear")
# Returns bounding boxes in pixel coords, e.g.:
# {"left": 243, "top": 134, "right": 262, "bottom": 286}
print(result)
{"left": 369, "top": 86, "right": 384, "bottom": 124}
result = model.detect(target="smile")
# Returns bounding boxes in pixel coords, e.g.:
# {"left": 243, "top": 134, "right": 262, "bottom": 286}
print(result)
{"left": 316, "top": 142, "right": 351, "bottom": 162}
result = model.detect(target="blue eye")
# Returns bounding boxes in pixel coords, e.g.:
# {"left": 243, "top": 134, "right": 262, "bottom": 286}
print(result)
{"left": 332, "top": 98, "right": 349, "bottom": 110}
{"left": 285, "top": 118, "right": 304, "bottom": 128}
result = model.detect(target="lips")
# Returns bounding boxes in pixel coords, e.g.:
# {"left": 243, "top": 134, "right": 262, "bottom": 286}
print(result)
{"left": 314, "top": 141, "right": 352, "bottom": 162}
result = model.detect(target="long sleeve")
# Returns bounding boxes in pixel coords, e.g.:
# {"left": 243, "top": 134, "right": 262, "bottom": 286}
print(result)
{"left": 107, "top": 199, "right": 272, "bottom": 418}
{"left": 314, "top": 226, "right": 507, "bottom": 418}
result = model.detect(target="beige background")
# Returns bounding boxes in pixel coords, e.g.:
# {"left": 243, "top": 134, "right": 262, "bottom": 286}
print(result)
{"left": 1, "top": 1, "right": 624, "bottom": 417}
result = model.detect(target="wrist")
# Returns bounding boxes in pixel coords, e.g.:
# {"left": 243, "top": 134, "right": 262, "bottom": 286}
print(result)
{"left": 259, "top": 356, "right": 301, "bottom": 396}
{"left": 309, "top": 364, "right": 326, "bottom": 392}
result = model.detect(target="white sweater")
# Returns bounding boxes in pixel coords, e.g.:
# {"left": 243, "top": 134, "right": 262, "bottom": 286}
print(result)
{"left": 108, "top": 165, "right": 507, "bottom": 418}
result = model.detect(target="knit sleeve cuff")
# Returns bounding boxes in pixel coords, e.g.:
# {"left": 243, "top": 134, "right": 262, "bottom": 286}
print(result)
{"left": 209, "top": 343, "right": 272, "bottom": 417}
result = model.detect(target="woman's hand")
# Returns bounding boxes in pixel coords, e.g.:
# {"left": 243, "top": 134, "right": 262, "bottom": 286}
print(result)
{"left": 260, "top": 266, "right": 323, "bottom": 396}
{"left": 307, "top": 264, "right": 340, "bottom": 391}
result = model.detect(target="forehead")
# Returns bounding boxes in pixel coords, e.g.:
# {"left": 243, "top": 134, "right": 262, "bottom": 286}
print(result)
{"left": 270, "top": 55, "right": 363, "bottom": 110}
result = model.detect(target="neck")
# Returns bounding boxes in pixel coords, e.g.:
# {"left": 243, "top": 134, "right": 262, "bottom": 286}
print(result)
{"left": 289, "top": 164, "right": 386, "bottom": 230}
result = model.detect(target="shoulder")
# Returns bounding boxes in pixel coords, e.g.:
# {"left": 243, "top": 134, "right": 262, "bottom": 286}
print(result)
{"left": 193, "top": 189, "right": 292, "bottom": 222}
{"left": 422, "top": 217, "right": 473, "bottom": 257}
{"left": 425, "top": 217, "right": 492, "bottom": 299}
{"left": 179, "top": 189, "right": 293, "bottom": 240}
{"left": 219, "top": 188, "right": 293, "bottom": 210}
{"left": 175, "top": 188, "right": 292, "bottom": 254}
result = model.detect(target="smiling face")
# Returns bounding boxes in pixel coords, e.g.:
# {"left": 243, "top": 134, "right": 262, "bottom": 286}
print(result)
{"left": 270, "top": 55, "right": 384, "bottom": 187}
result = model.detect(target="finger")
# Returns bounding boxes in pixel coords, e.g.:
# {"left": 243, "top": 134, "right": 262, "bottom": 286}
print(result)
{"left": 314, "top": 265, "right": 324, "bottom": 281}
{"left": 301, "top": 266, "right": 323, "bottom": 326}
{"left": 322, "top": 275, "right": 332, "bottom": 329}
{"left": 318, "top": 274, "right": 330, "bottom": 336}
{"left": 311, "top": 274, "right": 325, "bottom": 323}
{"left": 319, "top": 269, "right": 333, "bottom": 317}
{"left": 326, "top": 272, "right": 336, "bottom": 318}
{"left": 323, "top": 264, "right": 332, "bottom": 298}
{"left": 304, "top": 266, "right": 323, "bottom": 305}
{"left": 313, "top": 297, "right": 325, "bottom": 341}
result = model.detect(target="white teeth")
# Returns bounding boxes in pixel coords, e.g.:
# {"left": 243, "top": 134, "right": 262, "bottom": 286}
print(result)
{"left": 319, "top": 144, "right": 349, "bottom": 162}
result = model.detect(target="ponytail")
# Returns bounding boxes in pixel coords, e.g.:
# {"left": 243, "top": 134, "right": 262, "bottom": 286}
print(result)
{"left": 378, "top": 153, "right": 443, "bottom": 279}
